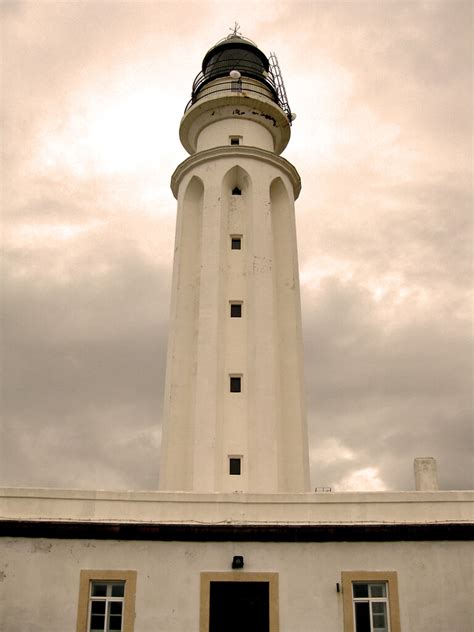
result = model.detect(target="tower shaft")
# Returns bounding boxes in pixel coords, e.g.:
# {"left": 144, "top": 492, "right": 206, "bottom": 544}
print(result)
{"left": 159, "top": 35, "right": 309, "bottom": 493}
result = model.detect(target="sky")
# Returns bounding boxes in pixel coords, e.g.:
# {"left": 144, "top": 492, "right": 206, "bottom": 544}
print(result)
{"left": 1, "top": 0, "right": 472, "bottom": 492}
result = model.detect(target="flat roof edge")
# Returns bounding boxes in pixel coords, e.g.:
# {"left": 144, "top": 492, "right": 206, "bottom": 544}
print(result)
{"left": 1, "top": 519, "right": 473, "bottom": 542}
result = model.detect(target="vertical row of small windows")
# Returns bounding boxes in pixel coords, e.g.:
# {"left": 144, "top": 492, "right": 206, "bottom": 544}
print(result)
{"left": 228, "top": 225, "right": 243, "bottom": 475}
{"left": 228, "top": 373, "right": 242, "bottom": 476}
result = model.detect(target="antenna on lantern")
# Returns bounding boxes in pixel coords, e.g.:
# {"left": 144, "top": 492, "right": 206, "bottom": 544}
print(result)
{"left": 229, "top": 21, "right": 242, "bottom": 37}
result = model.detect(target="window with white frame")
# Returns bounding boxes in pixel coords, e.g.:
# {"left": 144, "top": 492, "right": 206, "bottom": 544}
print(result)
{"left": 352, "top": 582, "right": 389, "bottom": 632}
{"left": 341, "top": 571, "right": 400, "bottom": 632}
{"left": 89, "top": 581, "right": 125, "bottom": 632}
{"left": 76, "top": 570, "right": 136, "bottom": 632}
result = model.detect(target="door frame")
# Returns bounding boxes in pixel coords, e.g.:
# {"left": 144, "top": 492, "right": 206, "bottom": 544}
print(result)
{"left": 200, "top": 571, "right": 279, "bottom": 632}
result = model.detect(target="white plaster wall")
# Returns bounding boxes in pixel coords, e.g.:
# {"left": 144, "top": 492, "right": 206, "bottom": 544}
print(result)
{"left": 1, "top": 537, "right": 472, "bottom": 632}
{"left": 1, "top": 489, "right": 473, "bottom": 524}
{"left": 196, "top": 118, "right": 274, "bottom": 152}
{"left": 160, "top": 148, "right": 309, "bottom": 493}
{"left": 159, "top": 177, "right": 203, "bottom": 491}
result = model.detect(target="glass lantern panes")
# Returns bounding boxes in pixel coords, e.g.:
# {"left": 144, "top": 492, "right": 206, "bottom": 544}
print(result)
{"left": 89, "top": 581, "right": 125, "bottom": 632}
{"left": 352, "top": 582, "right": 389, "bottom": 632}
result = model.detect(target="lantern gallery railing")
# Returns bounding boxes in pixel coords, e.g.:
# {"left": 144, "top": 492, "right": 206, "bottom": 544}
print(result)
{"left": 185, "top": 57, "right": 292, "bottom": 120}
{"left": 184, "top": 80, "right": 290, "bottom": 116}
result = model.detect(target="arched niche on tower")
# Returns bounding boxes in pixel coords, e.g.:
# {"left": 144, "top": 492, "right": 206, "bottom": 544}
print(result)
{"left": 269, "top": 175, "right": 309, "bottom": 491}
{"left": 182, "top": 174, "right": 205, "bottom": 208}
{"left": 180, "top": 174, "right": 204, "bottom": 295}
{"left": 269, "top": 176, "right": 297, "bottom": 297}
{"left": 269, "top": 176, "right": 293, "bottom": 204}
{"left": 221, "top": 165, "right": 252, "bottom": 198}
{"left": 160, "top": 173, "right": 204, "bottom": 491}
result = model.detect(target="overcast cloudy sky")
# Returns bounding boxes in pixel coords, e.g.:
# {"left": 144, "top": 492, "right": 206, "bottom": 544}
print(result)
{"left": 1, "top": 0, "right": 472, "bottom": 493}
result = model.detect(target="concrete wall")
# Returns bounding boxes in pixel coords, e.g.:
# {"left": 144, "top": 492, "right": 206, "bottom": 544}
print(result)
{"left": 2, "top": 488, "right": 473, "bottom": 524}
{"left": 196, "top": 117, "right": 274, "bottom": 152}
{"left": 1, "top": 536, "right": 472, "bottom": 632}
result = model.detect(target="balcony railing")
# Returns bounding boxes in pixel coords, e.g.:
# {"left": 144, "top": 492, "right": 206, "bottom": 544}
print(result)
{"left": 184, "top": 57, "right": 291, "bottom": 120}
{"left": 185, "top": 80, "right": 283, "bottom": 113}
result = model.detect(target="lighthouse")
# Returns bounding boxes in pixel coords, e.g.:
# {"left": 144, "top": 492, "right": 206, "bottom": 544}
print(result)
{"left": 159, "top": 30, "right": 310, "bottom": 493}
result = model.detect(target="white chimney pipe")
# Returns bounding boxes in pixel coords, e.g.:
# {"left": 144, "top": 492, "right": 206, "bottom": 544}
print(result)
{"left": 414, "top": 457, "right": 439, "bottom": 491}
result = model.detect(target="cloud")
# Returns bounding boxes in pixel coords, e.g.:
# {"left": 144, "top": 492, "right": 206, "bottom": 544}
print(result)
{"left": 303, "top": 274, "right": 472, "bottom": 491}
{"left": 1, "top": 177, "right": 171, "bottom": 488}
{"left": 335, "top": 467, "right": 387, "bottom": 492}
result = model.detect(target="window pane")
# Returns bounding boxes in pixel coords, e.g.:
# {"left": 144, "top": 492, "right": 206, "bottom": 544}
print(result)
{"left": 230, "top": 376, "right": 241, "bottom": 392}
{"left": 372, "top": 602, "right": 387, "bottom": 629}
{"left": 373, "top": 613, "right": 387, "bottom": 630}
{"left": 92, "top": 583, "right": 107, "bottom": 597}
{"left": 229, "top": 458, "right": 241, "bottom": 475}
{"left": 353, "top": 583, "right": 369, "bottom": 598}
{"left": 370, "top": 583, "right": 386, "bottom": 598}
{"left": 109, "top": 614, "right": 123, "bottom": 631}
{"left": 354, "top": 602, "right": 371, "bottom": 632}
{"left": 109, "top": 619, "right": 122, "bottom": 631}
{"left": 111, "top": 583, "right": 125, "bottom": 597}
{"left": 230, "top": 303, "right": 242, "bottom": 318}
{"left": 91, "top": 601, "right": 106, "bottom": 614}
{"left": 110, "top": 602, "right": 123, "bottom": 615}
{"left": 231, "top": 237, "right": 241, "bottom": 250}
{"left": 90, "top": 614, "right": 106, "bottom": 631}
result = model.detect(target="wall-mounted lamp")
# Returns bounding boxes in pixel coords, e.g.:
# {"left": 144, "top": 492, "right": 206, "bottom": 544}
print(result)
{"left": 232, "top": 555, "right": 244, "bottom": 569}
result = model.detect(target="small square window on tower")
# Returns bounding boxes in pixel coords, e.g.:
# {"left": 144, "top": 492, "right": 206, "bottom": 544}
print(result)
{"left": 230, "top": 302, "right": 242, "bottom": 318}
{"left": 229, "top": 375, "right": 242, "bottom": 392}
{"left": 231, "top": 235, "right": 242, "bottom": 250}
{"left": 229, "top": 456, "right": 242, "bottom": 475}
{"left": 229, "top": 136, "right": 241, "bottom": 145}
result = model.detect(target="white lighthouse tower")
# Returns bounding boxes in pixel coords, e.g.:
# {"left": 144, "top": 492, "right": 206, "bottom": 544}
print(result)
{"left": 159, "top": 30, "right": 310, "bottom": 493}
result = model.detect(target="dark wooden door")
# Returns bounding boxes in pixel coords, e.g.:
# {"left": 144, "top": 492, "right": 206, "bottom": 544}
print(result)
{"left": 209, "top": 581, "right": 269, "bottom": 632}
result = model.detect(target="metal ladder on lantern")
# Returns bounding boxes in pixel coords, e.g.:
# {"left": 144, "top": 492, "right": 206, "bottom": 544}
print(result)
{"left": 269, "top": 51, "right": 292, "bottom": 121}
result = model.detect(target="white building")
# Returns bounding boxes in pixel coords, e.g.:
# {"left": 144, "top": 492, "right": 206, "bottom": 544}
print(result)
{"left": 1, "top": 33, "right": 472, "bottom": 632}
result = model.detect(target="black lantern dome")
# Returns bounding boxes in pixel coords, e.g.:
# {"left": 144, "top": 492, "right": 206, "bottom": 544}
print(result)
{"left": 188, "top": 34, "right": 281, "bottom": 110}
